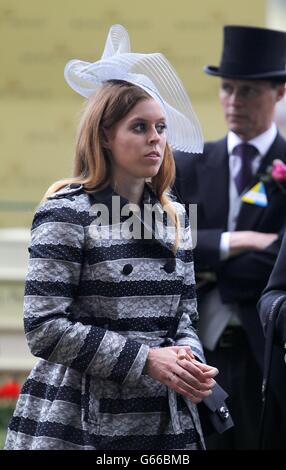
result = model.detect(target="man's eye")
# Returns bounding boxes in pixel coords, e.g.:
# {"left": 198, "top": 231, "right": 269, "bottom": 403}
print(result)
{"left": 243, "top": 87, "right": 260, "bottom": 97}
{"left": 221, "top": 84, "right": 232, "bottom": 94}
{"left": 241, "top": 87, "right": 252, "bottom": 96}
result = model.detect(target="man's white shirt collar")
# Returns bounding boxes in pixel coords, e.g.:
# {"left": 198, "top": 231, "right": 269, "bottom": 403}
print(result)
{"left": 227, "top": 123, "right": 278, "bottom": 157}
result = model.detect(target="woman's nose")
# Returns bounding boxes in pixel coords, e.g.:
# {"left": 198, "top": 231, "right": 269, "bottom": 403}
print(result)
{"left": 148, "top": 127, "right": 160, "bottom": 143}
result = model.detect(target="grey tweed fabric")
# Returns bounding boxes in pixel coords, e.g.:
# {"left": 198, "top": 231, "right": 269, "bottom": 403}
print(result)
{"left": 5, "top": 184, "right": 205, "bottom": 450}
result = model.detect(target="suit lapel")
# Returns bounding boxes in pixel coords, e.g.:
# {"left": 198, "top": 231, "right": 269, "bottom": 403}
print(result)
{"left": 236, "top": 133, "right": 286, "bottom": 230}
{"left": 200, "top": 138, "right": 230, "bottom": 229}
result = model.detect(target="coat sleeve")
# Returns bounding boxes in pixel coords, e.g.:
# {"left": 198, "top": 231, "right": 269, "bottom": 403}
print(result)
{"left": 24, "top": 198, "right": 149, "bottom": 386}
{"left": 218, "top": 234, "right": 284, "bottom": 303}
{"left": 172, "top": 206, "right": 205, "bottom": 363}
{"left": 257, "top": 231, "right": 286, "bottom": 344}
{"left": 194, "top": 229, "right": 223, "bottom": 271}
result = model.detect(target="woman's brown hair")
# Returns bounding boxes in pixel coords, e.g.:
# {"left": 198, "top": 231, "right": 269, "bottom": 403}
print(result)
{"left": 43, "top": 80, "right": 182, "bottom": 250}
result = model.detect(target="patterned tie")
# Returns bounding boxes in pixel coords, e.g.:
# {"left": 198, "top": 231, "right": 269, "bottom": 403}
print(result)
{"left": 232, "top": 143, "right": 258, "bottom": 194}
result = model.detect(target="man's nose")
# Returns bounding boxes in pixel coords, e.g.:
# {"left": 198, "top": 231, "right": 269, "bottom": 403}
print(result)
{"left": 228, "top": 90, "right": 243, "bottom": 105}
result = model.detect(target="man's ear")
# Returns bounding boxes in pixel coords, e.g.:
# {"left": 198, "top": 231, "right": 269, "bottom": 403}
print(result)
{"left": 277, "top": 84, "right": 286, "bottom": 102}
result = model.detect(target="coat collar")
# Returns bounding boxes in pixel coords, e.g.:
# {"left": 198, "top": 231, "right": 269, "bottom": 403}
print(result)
{"left": 90, "top": 183, "right": 175, "bottom": 255}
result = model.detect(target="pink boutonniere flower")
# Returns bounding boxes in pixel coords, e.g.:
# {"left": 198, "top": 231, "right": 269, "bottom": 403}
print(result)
{"left": 259, "top": 159, "right": 286, "bottom": 193}
{"left": 271, "top": 159, "right": 286, "bottom": 182}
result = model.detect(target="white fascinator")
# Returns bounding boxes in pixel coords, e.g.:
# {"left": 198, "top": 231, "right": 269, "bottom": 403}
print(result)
{"left": 64, "top": 24, "right": 203, "bottom": 153}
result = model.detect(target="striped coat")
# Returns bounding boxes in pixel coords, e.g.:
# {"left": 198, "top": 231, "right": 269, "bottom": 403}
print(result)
{"left": 5, "top": 184, "right": 205, "bottom": 450}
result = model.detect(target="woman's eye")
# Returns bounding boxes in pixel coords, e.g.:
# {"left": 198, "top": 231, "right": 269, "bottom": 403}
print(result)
{"left": 132, "top": 122, "right": 167, "bottom": 134}
{"left": 156, "top": 123, "right": 167, "bottom": 134}
{"left": 133, "top": 123, "right": 146, "bottom": 132}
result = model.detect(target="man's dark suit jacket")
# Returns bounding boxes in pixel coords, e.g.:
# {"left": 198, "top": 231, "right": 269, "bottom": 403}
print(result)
{"left": 174, "top": 132, "right": 286, "bottom": 447}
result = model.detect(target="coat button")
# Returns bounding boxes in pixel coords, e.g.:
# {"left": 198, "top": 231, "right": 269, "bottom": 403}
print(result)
{"left": 122, "top": 264, "right": 133, "bottom": 275}
{"left": 218, "top": 406, "right": 230, "bottom": 421}
{"left": 162, "top": 260, "right": 176, "bottom": 274}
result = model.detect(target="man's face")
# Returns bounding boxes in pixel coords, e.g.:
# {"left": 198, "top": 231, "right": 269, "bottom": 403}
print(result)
{"left": 219, "top": 78, "right": 285, "bottom": 140}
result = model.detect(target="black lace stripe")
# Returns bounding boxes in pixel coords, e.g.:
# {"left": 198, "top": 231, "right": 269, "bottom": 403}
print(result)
{"left": 180, "top": 284, "right": 196, "bottom": 301}
{"left": 87, "top": 244, "right": 170, "bottom": 263}
{"left": 21, "top": 378, "right": 81, "bottom": 405}
{"left": 8, "top": 416, "right": 198, "bottom": 449}
{"left": 24, "top": 279, "right": 194, "bottom": 298}
{"left": 77, "top": 279, "right": 191, "bottom": 297}
{"left": 25, "top": 280, "right": 76, "bottom": 298}
{"left": 28, "top": 242, "right": 192, "bottom": 265}
{"left": 72, "top": 316, "right": 176, "bottom": 333}
{"left": 108, "top": 340, "right": 142, "bottom": 384}
{"left": 9, "top": 416, "right": 86, "bottom": 446}
{"left": 29, "top": 244, "right": 83, "bottom": 263}
{"left": 32, "top": 207, "right": 93, "bottom": 230}
{"left": 87, "top": 243, "right": 191, "bottom": 263}
{"left": 97, "top": 428, "right": 198, "bottom": 450}
{"left": 70, "top": 326, "right": 106, "bottom": 372}
{"left": 179, "top": 248, "right": 193, "bottom": 262}
{"left": 98, "top": 396, "right": 186, "bottom": 414}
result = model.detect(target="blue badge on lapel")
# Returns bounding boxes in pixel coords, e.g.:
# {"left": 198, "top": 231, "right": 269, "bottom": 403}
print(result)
{"left": 242, "top": 182, "right": 268, "bottom": 207}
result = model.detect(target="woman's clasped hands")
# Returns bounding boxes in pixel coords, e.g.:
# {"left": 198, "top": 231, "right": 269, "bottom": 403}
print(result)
{"left": 145, "top": 346, "right": 218, "bottom": 403}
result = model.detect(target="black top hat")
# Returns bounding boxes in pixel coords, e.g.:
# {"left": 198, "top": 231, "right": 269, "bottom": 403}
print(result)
{"left": 204, "top": 25, "right": 286, "bottom": 81}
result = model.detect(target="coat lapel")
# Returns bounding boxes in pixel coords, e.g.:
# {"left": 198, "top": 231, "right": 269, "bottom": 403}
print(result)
{"left": 236, "top": 133, "right": 286, "bottom": 230}
{"left": 139, "top": 185, "right": 176, "bottom": 255}
{"left": 90, "top": 184, "right": 175, "bottom": 255}
{"left": 199, "top": 138, "right": 230, "bottom": 229}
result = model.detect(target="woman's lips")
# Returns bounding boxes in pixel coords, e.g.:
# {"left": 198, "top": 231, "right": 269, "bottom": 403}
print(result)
{"left": 145, "top": 152, "right": 161, "bottom": 160}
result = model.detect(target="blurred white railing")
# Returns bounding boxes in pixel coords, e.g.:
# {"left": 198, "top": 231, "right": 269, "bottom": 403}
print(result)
{"left": 0, "top": 229, "right": 37, "bottom": 373}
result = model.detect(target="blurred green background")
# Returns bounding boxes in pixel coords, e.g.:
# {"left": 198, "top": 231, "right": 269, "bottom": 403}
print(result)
{"left": 0, "top": 0, "right": 270, "bottom": 227}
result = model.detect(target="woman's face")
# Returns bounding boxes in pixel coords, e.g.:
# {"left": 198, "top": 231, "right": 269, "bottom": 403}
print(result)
{"left": 105, "top": 97, "right": 167, "bottom": 184}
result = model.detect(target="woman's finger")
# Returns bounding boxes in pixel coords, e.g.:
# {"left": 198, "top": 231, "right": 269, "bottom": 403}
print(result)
{"left": 180, "top": 358, "right": 219, "bottom": 379}
{"left": 192, "top": 360, "right": 219, "bottom": 377}
{"left": 172, "top": 365, "right": 215, "bottom": 396}
{"left": 176, "top": 358, "right": 209, "bottom": 383}
{"left": 167, "top": 370, "right": 213, "bottom": 400}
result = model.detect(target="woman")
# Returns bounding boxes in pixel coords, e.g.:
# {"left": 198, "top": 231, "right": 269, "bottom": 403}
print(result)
{"left": 5, "top": 25, "right": 218, "bottom": 450}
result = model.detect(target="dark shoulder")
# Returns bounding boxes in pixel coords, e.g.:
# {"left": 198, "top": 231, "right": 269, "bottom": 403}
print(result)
{"left": 276, "top": 131, "right": 286, "bottom": 145}
{"left": 32, "top": 184, "right": 91, "bottom": 230}
{"left": 203, "top": 137, "right": 227, "bottom": 154}
{"left": 47, "top": 183, "right": 85, "bottom": 200}
{"left": 173, "top": 137, "right": 227, "bottom": 169}
{"left": 272, "top": 132, "right": 286, "bottom": 161}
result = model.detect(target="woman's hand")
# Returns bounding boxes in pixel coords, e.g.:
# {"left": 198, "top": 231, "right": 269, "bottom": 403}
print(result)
{"left": 176, "top": 348, "right": 219, "bottom": 400}
{"left": 144, "top": 346, "right": 218, "bottom": 403}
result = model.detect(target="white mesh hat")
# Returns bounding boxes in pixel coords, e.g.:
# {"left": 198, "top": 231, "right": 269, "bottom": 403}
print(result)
{"left": 64, "top": 24, "right": 203, "bottom": 153}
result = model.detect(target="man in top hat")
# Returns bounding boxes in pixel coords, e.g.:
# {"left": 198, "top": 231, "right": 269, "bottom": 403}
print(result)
{"left": 174, "top": 25, "right": 286, "bottom": 449}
